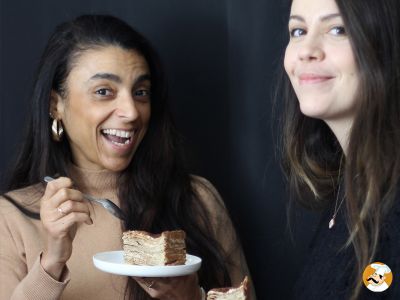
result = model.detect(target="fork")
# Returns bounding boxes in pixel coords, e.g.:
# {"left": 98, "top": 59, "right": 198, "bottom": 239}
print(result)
{"left": 44, "top": 176, "right": 126, "bottom": 221}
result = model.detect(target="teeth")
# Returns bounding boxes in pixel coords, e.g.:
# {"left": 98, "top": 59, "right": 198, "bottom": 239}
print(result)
{"left": 111, "top": 140, "right": 132, "bottom": 146}
{"left": 102, "top": 129, "right": 134, "bottom": 138}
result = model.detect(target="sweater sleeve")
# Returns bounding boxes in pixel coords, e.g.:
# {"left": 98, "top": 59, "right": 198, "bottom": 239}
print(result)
{"left": 0, "top": 200, "right": 70, "bottom": 300}
{"left": 192, "top": 176, "right": 257, "bottom": 299}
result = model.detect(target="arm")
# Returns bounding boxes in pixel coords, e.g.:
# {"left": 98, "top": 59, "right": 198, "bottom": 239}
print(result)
{"left": 0, "top": 177, "right": 91, "bottom": 300}
{"left": 192, "top": 176, "right": 257, "bottom": 299}
{"left": 0, "top": 200, "right": 70, "bottom": 300}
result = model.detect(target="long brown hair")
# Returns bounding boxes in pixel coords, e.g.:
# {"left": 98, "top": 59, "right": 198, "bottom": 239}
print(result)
{"left": 277, "top": 0, "right": 400, "bottom": 298}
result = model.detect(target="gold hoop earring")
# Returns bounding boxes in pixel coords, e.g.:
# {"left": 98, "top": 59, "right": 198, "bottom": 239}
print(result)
{"left": 52, "top": 119, "right": 64, "bottom": 141}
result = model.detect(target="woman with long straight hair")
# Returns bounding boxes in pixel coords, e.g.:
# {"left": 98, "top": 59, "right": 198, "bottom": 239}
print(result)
{"left": 0, "top": 15, "right": 255, "bottom": 300}
{"left": 278, "top": 0, "right": 400, "bottom": 298}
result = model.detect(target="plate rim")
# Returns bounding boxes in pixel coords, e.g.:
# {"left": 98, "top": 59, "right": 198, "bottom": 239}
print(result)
{"left": 92, "top": 250, "right": 202, "bottom": 277}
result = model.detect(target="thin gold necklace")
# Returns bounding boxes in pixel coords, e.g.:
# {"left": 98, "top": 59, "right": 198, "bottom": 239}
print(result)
{"left": 328, "top": 157, "right": 345, "bottom": 229}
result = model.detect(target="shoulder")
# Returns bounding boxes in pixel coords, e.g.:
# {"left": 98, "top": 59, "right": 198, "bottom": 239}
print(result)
{"left": 0, "top": 183, "right": 43, "bottom": 216}
{"left": 189, "top": 175, "right": 233, "bottom": 231}
{"left": 378, "top": 193, "right": 400, "bottom": 269}
{"left": 0, "top": 185, "right": 43, "bottom": 267}
{"left": 190, "top": 175, "right": 226, "bottom": 209}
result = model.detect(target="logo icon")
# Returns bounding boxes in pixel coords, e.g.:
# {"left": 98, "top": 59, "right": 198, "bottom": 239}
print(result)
{"left": 363, "top": 262, "right": 393, "bottom": 292}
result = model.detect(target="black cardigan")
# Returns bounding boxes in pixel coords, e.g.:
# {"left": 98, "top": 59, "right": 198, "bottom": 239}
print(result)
{"left": 293, "top": 195, "right": 400, "bottom": 299}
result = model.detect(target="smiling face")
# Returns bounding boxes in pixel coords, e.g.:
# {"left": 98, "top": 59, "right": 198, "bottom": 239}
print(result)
{"left": 52, "top": 46, "right": 151, "bottom": 171}
{"left": 284, "top": 0, "right": 359, "bottom": 136}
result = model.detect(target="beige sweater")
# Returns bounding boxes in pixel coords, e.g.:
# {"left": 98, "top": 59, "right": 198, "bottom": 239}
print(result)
{"left": 0, "top": 166, "right": 253, "bottom": 300}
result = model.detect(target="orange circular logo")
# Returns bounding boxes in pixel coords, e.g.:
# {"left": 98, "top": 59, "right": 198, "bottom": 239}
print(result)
{"left": 363, "top": 262, "right": 393, "bottom": 292}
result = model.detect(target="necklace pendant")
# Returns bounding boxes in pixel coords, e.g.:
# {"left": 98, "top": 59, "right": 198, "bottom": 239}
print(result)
{"left": 329, "top": 218, "right": 335, "bottom": 229}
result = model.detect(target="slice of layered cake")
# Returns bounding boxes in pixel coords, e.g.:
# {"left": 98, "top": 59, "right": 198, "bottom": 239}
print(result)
{"left": 122, "top": 230, "right": 186, "bottom": 265}
{"left": 207, "top": 276, "right": 249, "bottom": 300}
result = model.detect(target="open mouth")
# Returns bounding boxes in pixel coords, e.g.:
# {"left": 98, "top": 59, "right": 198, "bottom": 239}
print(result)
{"left": 101, "top": 129, "right": 135, "bottom": 146}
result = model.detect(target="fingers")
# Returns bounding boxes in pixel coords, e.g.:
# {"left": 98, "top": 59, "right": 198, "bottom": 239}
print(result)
{"left": 134, "top": 277, "right": 161, "bottom": 298}
{"left": 51, "top": 188, "right": 85, "bottom": 208}
{"left": 53, "top": 212, "right": 94, "bottom": 230}
{"left": 51, "top": 202, "right": 93, "bottom": 227}
{"left": 133, "top": 274, "right": 199, "bottom": 300}
{"left": 134, "top": 277, "right": 156, "bottom": 289}
{"left": 43, "top": 177, "right": 74, "bottom": 199}
{"left": 56, "top": 199, "right": 90, "bottom": 217}
{"left": 41, "top": 177, "right": 92, "bottom": 229}
{"left": 44, "top": 178, "right": 84, "bottom": 208}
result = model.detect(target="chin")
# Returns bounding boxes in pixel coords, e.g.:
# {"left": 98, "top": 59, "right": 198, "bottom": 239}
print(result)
{"left": 102, "top": 158, "right": 133, "bottom": 172}
{"left": 299, "top": 102, "right": 330, "bottom": 119}
{"left": 299, "top": 109, "right": 326, "bottom": 120}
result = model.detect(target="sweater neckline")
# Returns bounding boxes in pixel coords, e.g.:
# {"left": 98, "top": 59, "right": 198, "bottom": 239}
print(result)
{"left": 67, "top": 164, "right": 119, "bottom": 201}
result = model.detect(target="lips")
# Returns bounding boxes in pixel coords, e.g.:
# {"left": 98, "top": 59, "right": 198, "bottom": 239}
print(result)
{"left": 298, "top": 73, "right": 334, "bottom": 85}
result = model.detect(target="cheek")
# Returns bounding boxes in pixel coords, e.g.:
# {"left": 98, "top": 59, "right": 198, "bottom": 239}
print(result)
{"left": 141, "top": 105, "right": 151, "bottom": 125}
{"left": 336, "top": 44, "right": 358, "bottom": 75}
{"left": 344, "top": 59, "right": 357, "bottom": 77}
{"left": 283, "top": 46, "right": 294, "bottom": 76}
{"left": 343, "top": 69, "right": 359, "bottom": 106}
{"left": 64, "top": 105, "right": 106, "bottom": 140}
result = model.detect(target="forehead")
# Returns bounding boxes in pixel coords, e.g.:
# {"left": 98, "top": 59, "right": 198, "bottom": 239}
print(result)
{"left": 290, "top": 0, "right": 340, "bottom": 19}
{"left": 68, "top": 46, "right": 150, "bottom": 81}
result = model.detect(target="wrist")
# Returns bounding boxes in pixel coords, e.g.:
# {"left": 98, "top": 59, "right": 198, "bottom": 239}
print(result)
{"left": 40, "top": 251, "right": 66, "bottom": 280}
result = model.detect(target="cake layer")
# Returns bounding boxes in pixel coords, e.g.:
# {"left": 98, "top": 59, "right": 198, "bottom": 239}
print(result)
{"left": 122, "top": 230, "right": 186, "bottom": 266}
{"left": 207, "top": 276, "right": 249, "bottom": 300}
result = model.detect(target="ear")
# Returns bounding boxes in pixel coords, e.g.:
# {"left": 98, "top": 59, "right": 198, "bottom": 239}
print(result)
{"left": 50, "top": 90, "right": 65, "bottom": 119}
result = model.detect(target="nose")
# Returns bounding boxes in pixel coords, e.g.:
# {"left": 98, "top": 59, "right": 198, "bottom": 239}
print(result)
{"left": 115, "top": 94, "right": 139, "bottom": 121}
{"left": 298, "top": 36, "right": 324, "bottom": 62}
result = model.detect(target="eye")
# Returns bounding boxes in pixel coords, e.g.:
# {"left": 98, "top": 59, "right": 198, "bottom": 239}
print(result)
{"left": 95, "top": 88, "right": 114, "bottom": 96}
{"left": 134, "top": 89, "right": 150, "bottom": 97}
{"left": 329, "top": 26, "right": 346, "bottom": 36}
{"left": 133, "top": 88, "right": 151, "bottom": 102}
{"left": 290, "top": 28, "right": 306, "bottom": 38}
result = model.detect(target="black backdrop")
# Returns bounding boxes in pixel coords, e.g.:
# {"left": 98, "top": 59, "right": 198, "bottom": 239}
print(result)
{"left": 0, "top": 1, "right": 319, "bottom": 298}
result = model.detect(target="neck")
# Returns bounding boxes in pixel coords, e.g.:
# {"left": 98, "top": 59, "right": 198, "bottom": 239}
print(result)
{"left": 325, "top": 118, "right": 352, "bottom": 155}
{"left": 67, "top": 164, "right": 120, "bottom": 204}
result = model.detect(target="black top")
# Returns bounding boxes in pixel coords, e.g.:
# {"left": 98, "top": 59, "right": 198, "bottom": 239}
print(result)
{"left": 293, "top": 196, "right": 400, "bottom": 299}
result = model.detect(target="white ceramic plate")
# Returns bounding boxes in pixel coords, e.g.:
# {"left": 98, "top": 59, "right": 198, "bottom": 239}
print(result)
{"left": 93, "top": 251, "right": 202, "bottom": 277}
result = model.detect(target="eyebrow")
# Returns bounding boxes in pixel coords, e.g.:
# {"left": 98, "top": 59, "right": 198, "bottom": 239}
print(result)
{"left": 89, "top": 73, "right": 122, "bottom": 83}
{"left": 88, "top": 73, "right": 151, "bottom": 84}
{"left": 289, "top": 13, "right": 341, "bottom": 23}
{"left": 134, "top": 74, "right": 151, "bottom": 85}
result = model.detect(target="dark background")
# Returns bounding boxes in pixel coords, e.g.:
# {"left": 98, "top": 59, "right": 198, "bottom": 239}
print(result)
{"left": 0, "top": 1, "right": 318, "bottom": 298}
